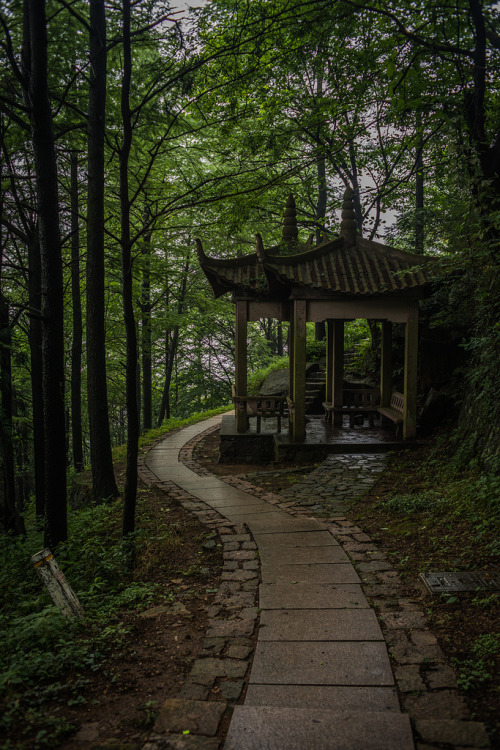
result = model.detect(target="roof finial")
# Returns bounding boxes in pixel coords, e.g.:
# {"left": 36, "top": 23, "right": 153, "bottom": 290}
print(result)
{"left": 282, "top": 194, "right": 298, "bottom": 247}
{"left": 340, "top": 186, "right": 357, "bottom": 242}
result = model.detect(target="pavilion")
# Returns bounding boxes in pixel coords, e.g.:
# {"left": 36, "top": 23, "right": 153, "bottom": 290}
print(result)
{"left": 197, "top": 189, "right": 433, "bottom": 454}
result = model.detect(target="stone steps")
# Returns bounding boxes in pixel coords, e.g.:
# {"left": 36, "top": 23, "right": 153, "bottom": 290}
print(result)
{"left": 225, "top": 706, "right": 414, "bottom": 749}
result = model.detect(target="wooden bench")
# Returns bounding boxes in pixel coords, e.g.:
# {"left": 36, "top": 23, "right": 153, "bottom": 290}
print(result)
{"left": 323, "top": 389, "right": 380, "bottom": 427}
{"left": 232, "top": 386, "right": 285, "bottom": 432}
{"left": 377, "top": 391, "right": 404, "bottom": 438}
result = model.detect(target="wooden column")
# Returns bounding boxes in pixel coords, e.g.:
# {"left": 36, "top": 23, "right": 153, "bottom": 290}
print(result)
{"left": 332, "top": 320, "right": 344, "bottom": 427}
{"left": 292, "top": 300, "right": 307, "bottom": 440}
{"left": 235, "top": 300, "right": 248, "bottom": 433}
{"left": 403, "top": 303, "right": 418, "bottom": 440}
{"left": 287, "top": 315, "right": 295, "bottom": 434}
{"left": 380, "top": 321, "right": 393, "bottom": 407}
{"left": 325, "top": 320, "right": 334, "bottom": 404}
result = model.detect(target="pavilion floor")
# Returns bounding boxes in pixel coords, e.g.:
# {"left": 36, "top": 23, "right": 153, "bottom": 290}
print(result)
{"left": 219, "top": 414, "right": 420, "bottom": 463}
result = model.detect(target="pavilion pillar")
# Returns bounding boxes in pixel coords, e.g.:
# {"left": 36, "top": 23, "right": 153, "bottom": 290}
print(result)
{"left": 332, "top": 320, "right": 344, "bottom": 427}
{"left": 235, "top": 300, "right": 248, "bottom": 433}
{"left": 380, "top": 321, "right": 393, "bottom": 407}
{"left": 325, "top": 320, "right": 334, "bottom": 404}
{"left": 292, "top": 300, "right": 307, "bottom": 440}
{"left": 403, "top": 303, "right": 418, "bottom": 440}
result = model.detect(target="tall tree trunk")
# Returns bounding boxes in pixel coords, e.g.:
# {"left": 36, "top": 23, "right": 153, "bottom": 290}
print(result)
{"left": 277, "top": 321, "right": 283, "bottom": 357}
{"left": 415, "top": 114, "right": 424, "bottom": 254}
{"left": 0, "top": 170, "right": 25, "bottom": 534}
{"left": 70, "top": 152, "right": 84, "bottom": 470}
{"left": 141, "top": 227, "right": 152, "bottom": 431}
{"left": 28, "top": 235, "right": 45, "bottom": 520}
{"left": 0, "top": 293, "right": 24, "bottom": 534}
{"left": 120, "top": 0, "right": 139, "bottom": 536}
{"left": 315, "top": 70, "right": 327, "bottom": 342}
{"left": 87, "top": 0, "right": 118, "bottom": 501}
{"left": 25, "top": 0, "right": 67, "bottom": 546}
{"left": 157, "top": 255, "right": 190, "bottom": 426}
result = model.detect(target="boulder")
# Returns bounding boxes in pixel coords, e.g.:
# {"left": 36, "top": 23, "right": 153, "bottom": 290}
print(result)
{"left": 259, "top": 363, "right": 319, "bottom": 396}
{"left": 419, "top": 387, "right": 452, "bottom": 430}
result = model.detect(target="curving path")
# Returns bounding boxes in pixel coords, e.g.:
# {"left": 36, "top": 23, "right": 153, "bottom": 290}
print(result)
{"left": 146, "top": 415, "right": 414, "bottom": 750}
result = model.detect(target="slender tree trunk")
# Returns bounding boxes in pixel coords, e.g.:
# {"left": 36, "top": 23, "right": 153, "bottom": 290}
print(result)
{"left": 277, "top": 321, "right": 283, "bottom": 357}
{"left": 87, "top": 0, "right": 118, "bottom": 501}
{"left": 70, "top": 152, "right": 84, "bottom": 470}
{"left": 158, "top": 328, "right": 178, "bottom": 425}
{"left": 0, "top": 171, "right": 25, "bottom": 534}
{"left": 28, "top": 236, "right": 45, "bottom": 520}
{"left": 157, "top": 255, "right": 190, "bottom": 426}
{"left": 25, "top": 0, "right": 67, "bottom": 546}
{"left": 120, "top": 0, "right": 139, "bottom": 536}
{"left": 141, "top": 229, "right": 152, "bottom": 430}
{"left": 415, "top": 114, "right": 424, "bottom": 254}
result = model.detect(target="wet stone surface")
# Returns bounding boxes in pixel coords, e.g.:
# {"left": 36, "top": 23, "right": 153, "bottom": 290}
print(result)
{"left": 281, "top": 454, "right": 388, "bottom": 516}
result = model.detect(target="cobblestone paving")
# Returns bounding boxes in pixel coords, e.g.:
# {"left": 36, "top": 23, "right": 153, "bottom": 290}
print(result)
{"left": 281, "top": 454, "right": 388, "bottom": 516}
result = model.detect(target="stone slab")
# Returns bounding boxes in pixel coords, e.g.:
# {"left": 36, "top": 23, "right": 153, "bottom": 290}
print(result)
{"left": 258, "top": 609, "right": 383, "bottom": 641}
{"left": 201, "top": 499, "right": 266, "bottom": 511}
{"left": 190, "top": 487, "right": 258, "bottom": 502}
{"left": 259, "top": 582, "right": 368, "bottom": 609}
{"left": 238, "top": 514, "right": 322, "bottom": 532}
{"left": 253, "top": 530, "right": 338, "bottom": 547}
{"left": 244, "top": 684, "right": 400, "bottom": 711}
{"left": 154, "top": 699, "right": 225, "bottom": 736}
{"left": 259, "top": 545, "right": 349, "bottom": 565}
{"left": 249, "top": 641, "right": 394, "bottom": 685}
{"left": 225, "top": 707, "right": 413, "bottom": 750}
{"left": 260, "top": 562, "right": 359, "bottom": 584}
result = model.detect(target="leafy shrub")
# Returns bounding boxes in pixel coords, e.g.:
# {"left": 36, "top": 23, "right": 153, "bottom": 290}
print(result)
{"left": 384, "top": 490, "right": 443, "bottom": 514}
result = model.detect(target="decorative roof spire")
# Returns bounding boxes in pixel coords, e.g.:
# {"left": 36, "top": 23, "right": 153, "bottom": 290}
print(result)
{"left": 340, "top": 186, "right": 357, "bottom": 243}
{"left": 282, "top": 194, "right": 298, "bottom": 247}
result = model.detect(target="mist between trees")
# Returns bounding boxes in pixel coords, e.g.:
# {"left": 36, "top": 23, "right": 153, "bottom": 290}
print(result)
{"left": 0, "top": 0, "right": 498, "bottom": 544}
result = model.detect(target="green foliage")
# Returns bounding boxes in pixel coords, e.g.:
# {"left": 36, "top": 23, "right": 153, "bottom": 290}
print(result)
{"left": 112, "top": 406, "right": 232, "bottom": 462}
{"left": 452, "top": 634, "right": 500, "bottom": 691}
{"left": 247, "top": 356, "right": 289, "bottom": 395}
{"left": 384, "top": 490, "right": 443, "bottom": 515}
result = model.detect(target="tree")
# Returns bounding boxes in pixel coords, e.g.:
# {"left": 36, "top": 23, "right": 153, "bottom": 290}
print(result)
{"left": 86, "top": 0, "right": 119, "bottom": 501}
{"left": 23, "top": 0, "right": 67, "bottom": 546}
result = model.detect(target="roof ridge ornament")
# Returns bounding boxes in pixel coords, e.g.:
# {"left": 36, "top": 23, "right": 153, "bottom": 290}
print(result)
{"left": 282, "top": 194, "right": 299, "bottom": 248}
{"left": 340, "top": 186, "right": 357, "bottom": 243}
{"left": 195, "top": 238, "right": 208, "bottom": 263}
{"left": 255, "top": 233, "right": 266, "bottom": 263}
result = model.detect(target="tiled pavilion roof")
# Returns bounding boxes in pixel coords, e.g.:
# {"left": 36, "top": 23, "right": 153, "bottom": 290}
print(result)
{"left": 197, "top": 191, "right": 432, "bottom": 300}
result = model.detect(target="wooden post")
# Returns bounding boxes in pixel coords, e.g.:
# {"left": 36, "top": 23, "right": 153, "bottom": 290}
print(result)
{"left": 288, "top": 315, "right": 295, "bottom": 434}
{"left": 380, "top": 321, "right": 393, "bottom": 407}
{"left": 235, "top": 300, "right": 248, "bottom": 433}
{"left": 325, "top": 320, "right": 334, "bottom": 404}
{"left": 32, "top": 548, "right": 84, "bottom": 618}
{"left": 292, "top": 300, "right": 307, "bottom": 440}
{"left": 403, "top": 303, "right": 418, "bottom": 440}
{"left": 332, "top": 320, "right": 344, "bottom": 426}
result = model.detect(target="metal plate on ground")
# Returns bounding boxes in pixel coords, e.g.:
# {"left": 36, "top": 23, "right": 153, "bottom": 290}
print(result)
{"left": 420, "top": 571, "right": 500, "bottom": 594}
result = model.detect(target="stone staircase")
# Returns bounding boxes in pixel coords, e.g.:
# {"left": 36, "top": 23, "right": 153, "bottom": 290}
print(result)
{"left": 305, "top": 365, "right": 326, "bottom": 413}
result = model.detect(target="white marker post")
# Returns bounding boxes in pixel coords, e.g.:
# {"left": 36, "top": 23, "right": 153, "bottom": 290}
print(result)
{"left": 31, "top": 548, "right": 84, "bottom": 618}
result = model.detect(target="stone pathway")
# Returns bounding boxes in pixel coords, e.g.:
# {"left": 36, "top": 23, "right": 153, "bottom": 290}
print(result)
{"left": 144, "top": 416, "right": 413, "bottom": 749}
{"left": 280, "top": 453, "right": 388, "bottom": 516}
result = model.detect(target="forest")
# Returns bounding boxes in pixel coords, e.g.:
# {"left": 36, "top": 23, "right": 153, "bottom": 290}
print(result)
{"left": 0, "top": 0, "right": 499, "bottom": 744}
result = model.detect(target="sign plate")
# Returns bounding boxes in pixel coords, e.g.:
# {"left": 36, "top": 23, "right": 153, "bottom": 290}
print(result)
{"left": 420, "top": 571, "right": 500, "bottom": 594}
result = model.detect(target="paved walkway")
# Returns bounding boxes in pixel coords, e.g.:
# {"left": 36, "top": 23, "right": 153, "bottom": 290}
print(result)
{"left": 146, "top": 416, "right": 414, "bottom": 749}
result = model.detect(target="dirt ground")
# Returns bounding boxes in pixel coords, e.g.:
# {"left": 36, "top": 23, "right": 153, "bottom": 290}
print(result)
{"left": 46, "top": 480, "right": 223, "bottom": 750}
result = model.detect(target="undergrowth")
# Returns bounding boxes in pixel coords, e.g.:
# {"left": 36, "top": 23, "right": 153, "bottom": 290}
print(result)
{"left": 0, "top": 408, "right": 222, "bottom": 749}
